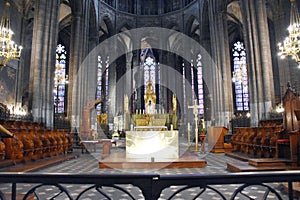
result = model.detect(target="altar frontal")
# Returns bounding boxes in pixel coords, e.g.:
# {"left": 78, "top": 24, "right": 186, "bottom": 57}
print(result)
{"left": 126, "top": 130, "right": 179, "bottom": 160}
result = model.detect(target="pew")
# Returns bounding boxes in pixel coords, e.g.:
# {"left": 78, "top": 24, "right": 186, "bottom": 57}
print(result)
{"left": 231, "top": 85, "right": 300, "bottom": 165}
{"left": 0, "top": 120, "right": 73, "bottom": 165}
{"left": 0, "top": 124, "right": 13, "bottom": 161}
{"left": 231, "top": 124, "right": 283, "bottom": 159}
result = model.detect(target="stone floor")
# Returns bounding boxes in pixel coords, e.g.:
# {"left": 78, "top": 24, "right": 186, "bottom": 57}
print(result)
{"left": 0, "top": 141, "right": 294, "bottom": 199}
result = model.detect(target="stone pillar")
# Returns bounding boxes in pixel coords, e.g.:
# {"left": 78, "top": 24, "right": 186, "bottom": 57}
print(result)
{"left": 124, "top": 52, "right": 133, "bottom": 113}
{"left": 208, "top": 0, "right": 233, "bottom": 126}
{"left": 273, "top": 1, "right": 292, "bottom": 93}
{"left": 241, "top": 0, "right": 275, "bottom": 125}
{"left": 125, "top": 52, "right": 133, "bottom": 96}
{"left": 68, "top": 0, "right": 83, "bottom": 130}
{"left": 29, "top": 0, "right": 60, "bottom": 128}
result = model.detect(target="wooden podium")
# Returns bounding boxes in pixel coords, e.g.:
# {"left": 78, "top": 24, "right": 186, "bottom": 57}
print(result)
{"left": 208, "top": 126, "right": 228, "bottom": 153}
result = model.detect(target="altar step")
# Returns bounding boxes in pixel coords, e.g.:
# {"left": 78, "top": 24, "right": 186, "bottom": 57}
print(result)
{"left": 226, "top": 151, "right": 299, "bottom": 172}
{"left": 99, "top": 152, "right": 206, "bottom": 169}
{"left": 0, "top": 153, "right": 78, "bottom": 172}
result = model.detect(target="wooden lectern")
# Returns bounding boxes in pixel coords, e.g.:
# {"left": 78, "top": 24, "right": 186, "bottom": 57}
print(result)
{"left": 208, "top": 126, "right": 228, "bottom": 153}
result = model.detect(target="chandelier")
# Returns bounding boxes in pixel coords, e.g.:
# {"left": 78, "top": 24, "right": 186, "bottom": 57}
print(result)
{"left": 0, "top": 2, "right": 22, "bottom": 68}
{"left": 278, "top": 0, "right": 300, "bottom": 66}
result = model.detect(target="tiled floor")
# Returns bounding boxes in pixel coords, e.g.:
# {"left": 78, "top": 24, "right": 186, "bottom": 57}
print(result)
{"left": 0, "top": 142, "right": 293, "bottom": 199}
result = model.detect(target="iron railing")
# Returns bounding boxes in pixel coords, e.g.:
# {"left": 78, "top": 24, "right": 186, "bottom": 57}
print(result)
{"left": 0, "top": 170, "right": 299, "bottom": 200}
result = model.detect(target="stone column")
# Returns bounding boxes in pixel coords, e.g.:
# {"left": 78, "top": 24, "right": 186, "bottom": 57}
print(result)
{"left": 29, "top": 0, "right": 60, "bottom": 128}
{"left": 68, "top": 0, "right": 83, "bottom": 127}
{"left": 241, "top": 0, "right": 275, "bottom": 125}
{"left": 125, "top": 52, "right": 133, "bottom": 97}
{"left": 124, "top": 52, "right": 133, "bottom": 113}
{"left": 208, "top": 0, "right": 233, "bottom": 126}
{"left": 273, "top": 1, "right": 292, "bottom": 93}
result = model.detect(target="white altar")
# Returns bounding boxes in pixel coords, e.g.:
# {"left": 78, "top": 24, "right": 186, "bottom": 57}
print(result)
{"left": 126, "top": 130, "right": 179, "bottom": 160}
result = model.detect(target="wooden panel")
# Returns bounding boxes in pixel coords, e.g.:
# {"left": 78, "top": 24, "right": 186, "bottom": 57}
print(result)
{"left": 208, "top": 126, "right": 228, "bottom": 152}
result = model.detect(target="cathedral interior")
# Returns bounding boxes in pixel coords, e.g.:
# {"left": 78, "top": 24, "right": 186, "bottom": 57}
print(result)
{"left": 0, "top": 0, "right": 297, "bottom": 130}
{"left": 1, "top": 0, "right": 300, "bottom": 199}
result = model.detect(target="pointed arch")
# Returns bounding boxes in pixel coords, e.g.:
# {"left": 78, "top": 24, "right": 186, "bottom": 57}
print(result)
{"left": 100, "top": 16, "right": 114, "bottom": 39}
{"left": 185, "top": 15, "right": 200, "bottom": 42}
{"left": 89, "top": 1, "right": 97, "bottom": 40}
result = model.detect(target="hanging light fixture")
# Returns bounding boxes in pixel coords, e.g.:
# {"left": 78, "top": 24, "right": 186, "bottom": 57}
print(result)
{"left": 0, "top": 2, "right": 22, "bottom": 68}
{"left": 278, "top": 0, "right": 300, "bottom": 67}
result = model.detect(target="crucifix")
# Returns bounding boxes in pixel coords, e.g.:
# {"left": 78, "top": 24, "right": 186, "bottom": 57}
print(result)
{"left": 188, "top": 99, "right": 202, "bottom": 152}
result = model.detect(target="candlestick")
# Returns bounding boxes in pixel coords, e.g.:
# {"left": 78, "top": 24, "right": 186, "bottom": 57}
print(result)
{"left": 130, "top": 124, "right": 133, "bottom": 131}
{"left": 187, "top": 123, "right": 190, "bottom": 147}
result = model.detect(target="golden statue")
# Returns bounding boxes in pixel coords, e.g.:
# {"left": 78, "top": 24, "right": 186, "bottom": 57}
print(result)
{"left": 144, "top": 81, "right": 156, "bottom": 114}
{"left": 97, "top": 113, "right": 108, "bottom": 124}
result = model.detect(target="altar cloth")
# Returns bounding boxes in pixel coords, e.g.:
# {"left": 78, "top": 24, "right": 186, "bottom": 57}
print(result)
{"left": 126, "top": 130, "right": 179, "bottom": 160}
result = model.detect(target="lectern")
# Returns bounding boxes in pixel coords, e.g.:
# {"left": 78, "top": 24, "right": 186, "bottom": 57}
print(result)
{"left": 208, "top": 126, "right": 228, "bottom": 153}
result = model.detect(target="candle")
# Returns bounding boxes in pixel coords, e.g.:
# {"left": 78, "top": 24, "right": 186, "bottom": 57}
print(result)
{"left": 187, "top": 122, "right": 190, "bottom": 147}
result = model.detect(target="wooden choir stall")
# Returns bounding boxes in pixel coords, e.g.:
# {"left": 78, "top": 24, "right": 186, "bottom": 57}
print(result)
{"left": 228, "top": 85, "right": 300, "bottom": 171}
{"left": 0, "top": 119, "right": 73, "bottom": 168}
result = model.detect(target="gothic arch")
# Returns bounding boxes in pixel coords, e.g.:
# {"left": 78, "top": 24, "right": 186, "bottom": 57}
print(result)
{"left": 118, "top": 24, "right": 133, "bottom": 53}
{"left": 99, "top": 16, "right": 114, "bottom": 42}
{"left": 88, "top": 1, "right": 97, "bottom": 43}
{"left": 226, "top": 1, "right": 243, "bottom": 45}
{"left": 57, "top": 1, "right": 72, "bottom": 54}
{"left": 200, "top": 0, "right": 210, "bottom": 42}
{"left": 186, "top": 15, "right": 200, "bottom": 42}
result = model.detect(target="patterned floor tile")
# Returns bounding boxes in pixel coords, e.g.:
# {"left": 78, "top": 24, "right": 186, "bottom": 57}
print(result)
{"left": 0, "top": 148, "right": 293, "bottom": 200}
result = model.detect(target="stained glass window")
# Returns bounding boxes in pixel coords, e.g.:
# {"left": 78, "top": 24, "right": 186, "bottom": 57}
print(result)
{"left": 54, "top": 44, "right": 67, "bottom": 114}
{"left": 96, "top": 56, "right": 103, "bottom": 115}
{"left": 141, "top": 45, "right": 160, "bottom": 104}
{"left": 191, "top": 61, "right": 195, "bottom": 97}
{"left": 196, "top": 54, "right": 204, "bottom": 114}
{"left": 96, "top": 56, "right": 110, "bottom": 115}
{"left": 232, "top": 41, "right": 249, "bottom": 111}
{"left": 182, "top": 62, "right": 186, "bottom": 114}
{"left": 144, "top": 56, "right": 156, "bottom": 93}
{"left": 105, "top": 57, "right": 109, "bottom": 112}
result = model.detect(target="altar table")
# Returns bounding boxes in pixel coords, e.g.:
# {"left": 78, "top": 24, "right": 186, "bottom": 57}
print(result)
{"left": 126, "top": 130, "right": 178, "bottom": 160}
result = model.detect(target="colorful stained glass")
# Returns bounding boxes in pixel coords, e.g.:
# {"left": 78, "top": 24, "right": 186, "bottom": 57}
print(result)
{"left": 54, "top": 44, "right": 67, "bottom": 114}
{"left": 96, "top": 56, "right": 109, "bottom": 115}
{"left": 144, "top": 56, "right": 156, "bottom": 93}
{"left": 232, "top": 41, "right": 249, "bottom": 111}
{"left": 196, "top": 54, "right": 204, "bottom": 114}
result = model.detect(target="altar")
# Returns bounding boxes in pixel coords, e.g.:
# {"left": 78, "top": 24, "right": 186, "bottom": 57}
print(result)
{"left": 98, "top": 81, "right": 206, "bottom": 168}
{"left": 126, "top": 130, "right": 179, "bottom": 161}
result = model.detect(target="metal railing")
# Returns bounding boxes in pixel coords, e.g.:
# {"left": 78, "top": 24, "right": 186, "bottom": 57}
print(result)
{"left": 0, "top": 171, "right": 299, "bottom": 200}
